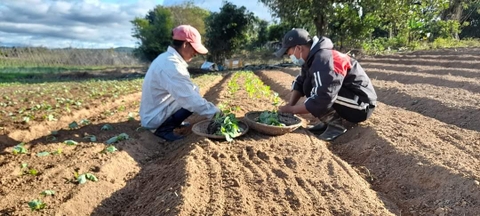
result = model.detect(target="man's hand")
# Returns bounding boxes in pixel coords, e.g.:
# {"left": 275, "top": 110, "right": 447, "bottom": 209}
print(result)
{"left": 279, "top": 104, "right": 310, "bottom": 115}
{"left": 279, "top": 105, "right": 294, "bottom": 113}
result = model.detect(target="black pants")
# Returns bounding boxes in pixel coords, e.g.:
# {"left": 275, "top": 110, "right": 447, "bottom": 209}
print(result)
{"left": 331, "top": 87, "right": 376, "bottom": 123}
{"left": 154, "top": 108, "right": 192, "bottom": 135}
{"left": 332, "top": 103, "right": 375, "bottom": 123}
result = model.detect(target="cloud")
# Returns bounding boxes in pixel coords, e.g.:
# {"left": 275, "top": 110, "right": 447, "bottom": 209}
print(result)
{"left": 0, "top": 0, "right": 274, "bottom": 48}
{"left": 163, "top": 0, "right": 274, "bottom": 21}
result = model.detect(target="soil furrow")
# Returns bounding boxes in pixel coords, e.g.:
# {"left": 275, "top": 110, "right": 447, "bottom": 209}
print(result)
{"left": 359, "top": 58, "right": 480, "bottom": 69}
{"left": 365, "top": 54, "right": 480, "bottom": 61}
{"left": 373, "top": 78, "right": 480, "bottom": 108}
{"left": 361, "top": 62, "right": 480, "bottom": 79}
{"left": 366, "top": 68, "right": 480, "bottom": 94}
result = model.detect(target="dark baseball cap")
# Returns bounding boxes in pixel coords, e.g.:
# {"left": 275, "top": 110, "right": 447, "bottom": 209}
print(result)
{"left": 274, "top": 28, "right": 312, "bottom": 58}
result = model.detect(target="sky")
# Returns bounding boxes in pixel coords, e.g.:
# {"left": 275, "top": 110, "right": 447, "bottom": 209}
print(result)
{"left": 0, "top": 0, "right": 273, "bottom": 48}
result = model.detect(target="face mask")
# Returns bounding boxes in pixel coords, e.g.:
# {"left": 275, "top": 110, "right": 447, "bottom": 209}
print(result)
{"left": 289, "top": 46, "right": 305, "bottom": 66}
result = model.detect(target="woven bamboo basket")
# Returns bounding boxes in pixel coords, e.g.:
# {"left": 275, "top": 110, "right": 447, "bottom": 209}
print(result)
{"left": 243, "top": 111, "right": 302, "bottom": 136}
{"left": 192, "top": 119, "right": 249, "bottom": 140}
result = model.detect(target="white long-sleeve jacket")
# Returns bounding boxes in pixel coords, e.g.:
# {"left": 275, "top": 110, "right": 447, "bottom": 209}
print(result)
{"left": 139, "top": 46, "right": 219, "bottom": 129}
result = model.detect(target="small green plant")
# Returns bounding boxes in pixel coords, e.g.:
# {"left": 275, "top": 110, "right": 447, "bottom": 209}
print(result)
{"left": 12, "top": 143, "right": 28, "bottom": 155}
{"left": 101, "top": 124, "right": 113, "bottom": 131}
{"left": 36, "top": 151, "right": 50, "bottom": 157}
{"left": 105, "top": 133, "right": 129, "bottom": 144}
{"left": 83, "top": 135, "right": 97, "bottom": 142}
{"left": 68, "top": 121, "right": 79, "bottom": 129}
{"left": 79, "top": 119, "right": 91, "bottom": 125}
{"left": 64, "top": 140, "right": 78, "bottom": 146}
{"left": 28, "top": 199, "right": 46, "bottom": 211}
{"left": 101, "top": 145, "right": 118, "bottom": 154}
{"left": 52, "top": 148, "right": 63, "bottom": 155}
{"left": 74, "top": 172, "right": 98, "bottom": 184}
{"left": 40, "top": 190, "right": 55, "bottom": 196}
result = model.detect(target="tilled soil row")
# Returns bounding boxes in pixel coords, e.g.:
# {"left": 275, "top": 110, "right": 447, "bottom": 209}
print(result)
{"left": 359, "top": 58, "right": 480, "bottom": 69}
{"left": 0, "top": 74, "right": 226, "bottom": 215}
{"left": 104, "top": 71, "right": 396, "bottom": 216}
{"left": 364, "top": 54, "right": 480, "bottom": 61}
{"left": 360, "top": 62, "right": 480, "bottom": 79}
{"left": 260, "top": 69, "right": 480, "bottom": 216}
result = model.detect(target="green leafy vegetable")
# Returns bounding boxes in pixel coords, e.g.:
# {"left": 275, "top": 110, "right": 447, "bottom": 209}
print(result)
{"left": 208, "top": 112, "right": 243, "bottom": 142}
{"left": 84, "top": 135, "right": 97, "bottom": 142}
{"left": 12, "top": 143, "right": 28, "bottom": 155}
{"left": 80, "top": 119, "right": 91, "bottom": 125}
{"left": 64, "top": 140, "right": 78, "bottom": 146}
{"left": 101, "top": 145, "right": 118, "bottom": 154}
{"left": 40, "top": 190, "right": 55, "bottom": 196}
{"left": 258, "top": 111, "right": 286, "bottom": 127}
{"left": 105, "top": 133, "right": 129, "bottom": 144}
{"left": 28, "top": 199, "right": 46, "bottom": 211}
{"left": 77, "top": 173, "right": 98, "bottom": 184}
{"left": 69, "top": 121, "right": 79, "bottom": 129}
{"left": 101, "top": 124, "right": 113, "bottom": 131}
{"left": 36, "top": 151, "right": 50, "bottom": 157}
{"left": 21, "top": 163, "right": 28, "bottom": 168}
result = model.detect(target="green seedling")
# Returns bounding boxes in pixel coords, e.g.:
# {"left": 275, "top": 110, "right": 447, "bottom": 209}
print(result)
{"left": 21, "top": 163, "right": 28, "bottom": 168}
{"left": 105, "top": 133, "right": 129, "bottom": 144}
{"left": 101, "top": 145, "right": 117, "bottom": 154}
{"left": 40, "top": 190, "right": 55, "bottom": 196}
{"left": 127, "top": 112, "right": 135, "bottom": 121}
{"left": 83, "top": 135, "right": 97, "bottom": 142}
{"left": 28, "top": 168, "right": 39, "bottom": 176}
{"left": 36, "top": 151, "right": 50, "bottom": 157}
{"left": 64, "top": 140, "right": 78, "bottom": 146}
{"left": 101, "top": 124, "right": 113, "bottom": 131}
{"left": 12, "top": 143, "right": 28, "bottom": 155}
{"left": 28, "top": 199, "right": 46, "bottom": 211}
{"left": 52, "top": 148, "right": 63, "bottom": 155}
{"left": 75, "top": 172, "right": 98, "bottom": 184}
{"left": 69, "top": 121, "right": 79, "bottom": 129}
{"left": 80, "top": 119, "right": 91, "bottom": 125}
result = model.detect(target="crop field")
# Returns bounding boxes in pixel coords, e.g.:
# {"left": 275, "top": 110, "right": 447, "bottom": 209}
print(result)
{"left": 1, "top": 47, "right": 479, "bottom": 215}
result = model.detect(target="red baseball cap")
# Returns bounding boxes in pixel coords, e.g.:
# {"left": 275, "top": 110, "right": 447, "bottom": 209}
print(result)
{"left": 172, "top": 25, "right": 208, "bottom": 54}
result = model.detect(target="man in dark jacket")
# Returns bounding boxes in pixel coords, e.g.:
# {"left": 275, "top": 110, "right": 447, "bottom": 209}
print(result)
{"left": 275, "top": 28, "right": 377, "bottom": 141}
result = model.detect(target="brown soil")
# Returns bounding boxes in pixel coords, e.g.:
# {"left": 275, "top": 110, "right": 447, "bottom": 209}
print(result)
{"left": 1, "top": 48, "right": 480, "bottom": 216}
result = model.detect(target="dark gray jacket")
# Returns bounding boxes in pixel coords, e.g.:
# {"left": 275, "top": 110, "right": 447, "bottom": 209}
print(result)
{"left": 292, "top": 36, "right": 377, "bottom": 118}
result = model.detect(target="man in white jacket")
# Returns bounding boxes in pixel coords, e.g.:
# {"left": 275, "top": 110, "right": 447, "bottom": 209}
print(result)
{"left": 139, "top": 25, "right": 220, "bottom": 141}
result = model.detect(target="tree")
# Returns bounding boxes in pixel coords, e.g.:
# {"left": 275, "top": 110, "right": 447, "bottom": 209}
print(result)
{"left": 168, "top": 1, "right": 210, "bottom": 37}
{"left": 131, "top": 3, "right": 210, "bottom": 62}
{"left": 204, "top": 1, "right": 255, "bottom": 64}
{"left": 259, "top": 0, "right": 334, "bottom": 36}
{"left": 459, "top": 1, "right": 480, "bottom": 38}
{"left": 131, "top": 6, "right": 174, "bottom": 61}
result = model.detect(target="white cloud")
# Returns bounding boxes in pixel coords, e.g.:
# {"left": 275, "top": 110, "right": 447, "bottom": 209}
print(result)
{"left": 0, "top": 0, "right": 274, "bottom": 48}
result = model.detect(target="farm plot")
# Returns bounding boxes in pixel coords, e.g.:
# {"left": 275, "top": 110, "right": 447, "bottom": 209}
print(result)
{"left": 91, "top": 71, "right": 394, "bottom": 216}
{"left": 1, "top": 47, "right": 479, "bottom": 216}
{"left": 0, "top": 73, "right": 224, "bottom": 215}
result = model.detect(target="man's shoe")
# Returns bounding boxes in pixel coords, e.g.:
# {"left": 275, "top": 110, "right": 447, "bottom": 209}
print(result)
{"left": 318, "top": 124, "right": 347, "bottom": 141}
{"left": 178, "top": 121, "right": 190, "bottom": 128}
{"left": 307, "top": 122, "right": 328, "bottom": 133}
{"left": 154, "top": 125, "right": 185, "bottom": 141}
{"left": 154, "top": 130, "right": 185, "bottom": 141}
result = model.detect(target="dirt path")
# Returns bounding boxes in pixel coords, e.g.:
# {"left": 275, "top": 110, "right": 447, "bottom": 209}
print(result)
{"left": 359, "top": 62, "right": 480, "bottom": 79}
{"left": 359, "top": 57, "right": 480, "bottom": 69}
{"left": 259, "top": 69, "right": 480, "bottom": 216}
